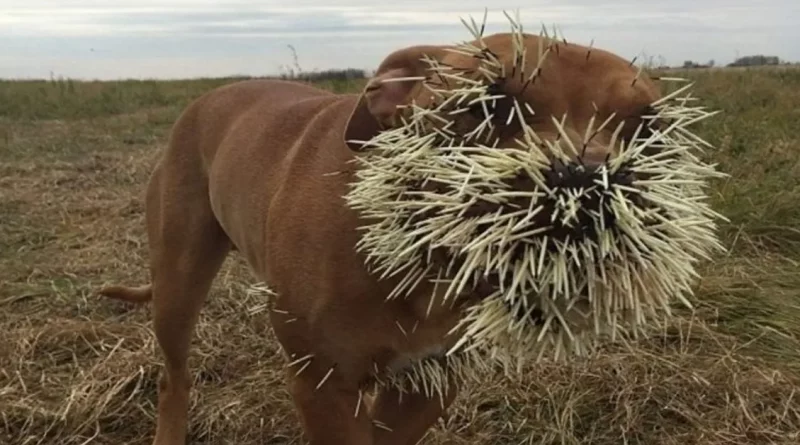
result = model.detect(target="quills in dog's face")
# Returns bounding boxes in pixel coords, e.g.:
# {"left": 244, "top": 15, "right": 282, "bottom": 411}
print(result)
{"left": 345, "top": 9, "right": 727, "bottom": 395}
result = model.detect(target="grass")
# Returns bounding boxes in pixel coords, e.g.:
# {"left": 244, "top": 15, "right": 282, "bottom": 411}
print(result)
{"left": 1, "top": 66, "right": 799, "bottom": 444}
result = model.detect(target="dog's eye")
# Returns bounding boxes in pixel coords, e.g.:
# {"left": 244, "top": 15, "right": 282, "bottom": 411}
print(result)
{"left": 467, "top": 102, "right": 483, "bottom": 117}
{"left": 486, "top": 82, "right": 504, "bottom": 96}
{"left": 621, "top": 105, "right": 664, "bottom": 142}
{"left": 466, "top": 82, "right": 507, "bottom": 119}
{"left": 640, "top": 106, "right": 673, "bottom": 139}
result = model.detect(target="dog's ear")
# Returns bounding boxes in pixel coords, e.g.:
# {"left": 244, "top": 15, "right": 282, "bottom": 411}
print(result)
{"left": 344, "top": 45, "right": 447, "bottom": 151}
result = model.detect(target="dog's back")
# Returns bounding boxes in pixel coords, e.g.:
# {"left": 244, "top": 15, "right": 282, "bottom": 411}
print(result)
{"left": 177, "top": 78, "right": 346, "bottom": 177}
{"left": 169, "top": 80, "right": 350, "bottom": 267}
{"left": 101, "top": 78, "right": 370, "bottom": 300}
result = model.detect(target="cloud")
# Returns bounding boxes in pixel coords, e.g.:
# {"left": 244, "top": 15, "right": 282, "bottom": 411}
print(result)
{"left": 1, "top": 0, "right": 797, "bottom": 79}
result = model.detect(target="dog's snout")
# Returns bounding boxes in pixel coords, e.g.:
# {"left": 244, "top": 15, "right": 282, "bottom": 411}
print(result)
{"left": 532, "top": 127, "right": 615, "bottom": 171}
{"left": 578, "top": 139, "right": 614, "bottom": 169}
{"left": 578, "top": 157, "right": 604, "bottom": 172}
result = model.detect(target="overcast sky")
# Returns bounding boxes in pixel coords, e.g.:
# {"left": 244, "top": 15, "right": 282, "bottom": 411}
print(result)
{"left": 1, "top": 1, "right": 796, "bottom": 80}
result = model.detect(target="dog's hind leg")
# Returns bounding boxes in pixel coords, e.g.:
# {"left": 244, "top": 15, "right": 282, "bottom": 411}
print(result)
{"left": 143, "top": 160, "right": 232, "bottom": 445}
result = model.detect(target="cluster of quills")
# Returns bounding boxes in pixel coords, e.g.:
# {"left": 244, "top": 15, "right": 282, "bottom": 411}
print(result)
{"left": 257, "top": 10, "right": 727, "bottom": 402}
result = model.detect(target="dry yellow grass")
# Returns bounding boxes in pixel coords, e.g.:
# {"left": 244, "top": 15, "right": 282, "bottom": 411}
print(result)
{"left": 1, "top": 67, "right": 799, "bottom": 444}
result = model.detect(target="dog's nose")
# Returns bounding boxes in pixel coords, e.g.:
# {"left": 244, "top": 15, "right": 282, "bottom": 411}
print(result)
{"left": 546, "top": 156, "right": 608, "bottom": 190}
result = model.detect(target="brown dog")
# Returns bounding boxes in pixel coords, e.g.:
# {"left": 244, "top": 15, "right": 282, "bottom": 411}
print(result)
{"left": 99, "top": 31, "right": 661, "bottom": 445}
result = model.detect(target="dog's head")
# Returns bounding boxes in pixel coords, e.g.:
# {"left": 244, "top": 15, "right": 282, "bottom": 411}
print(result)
{"left": 344, "top": 20, "right": 726, "bottom": 365}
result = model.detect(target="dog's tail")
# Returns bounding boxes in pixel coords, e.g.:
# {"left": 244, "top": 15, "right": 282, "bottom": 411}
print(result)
{"left": 97, "top": 284, "right": 153, "bottom": 304}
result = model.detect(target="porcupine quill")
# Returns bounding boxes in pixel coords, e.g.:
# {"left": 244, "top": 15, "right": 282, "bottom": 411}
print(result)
{"left": 315, "top": 365, "right": 337, "bottom": 390}
{"left": 342, "top": 9, "right": 727, "bottom": 400}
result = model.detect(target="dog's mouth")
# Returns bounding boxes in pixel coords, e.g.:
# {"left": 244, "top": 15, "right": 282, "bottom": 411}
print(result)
{"left": 401, "top": 153, "right": 654, "bottom": 315}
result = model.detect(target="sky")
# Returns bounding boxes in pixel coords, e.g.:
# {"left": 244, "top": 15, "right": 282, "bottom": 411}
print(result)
{"left": 1, "top": 0, "right": 797, "bottom": 80}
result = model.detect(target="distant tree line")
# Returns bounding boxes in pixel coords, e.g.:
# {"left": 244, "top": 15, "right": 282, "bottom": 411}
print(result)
{"left": 682, "top": 60, "right": 716, "bottom": 69}
{"left": 727, "top": 55, "right": 783, "bottom": 67}
{"left": 681, "top": 54, "right": 788, "bottom": 69}
{"left": 275, "top": 68, "right": 367, "bottom": 82}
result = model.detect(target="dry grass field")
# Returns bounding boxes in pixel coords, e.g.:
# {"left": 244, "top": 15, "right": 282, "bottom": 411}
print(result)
{"left": 1, "top": 67, "right": 800, "bottom": 445}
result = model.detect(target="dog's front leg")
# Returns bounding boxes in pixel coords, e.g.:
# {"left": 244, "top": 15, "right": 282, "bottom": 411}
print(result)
{"left": 369, "top": 383, "right": 458, "bottom": 445}
{"left": 287, "top": 369, "right": 374, "bottom": 445}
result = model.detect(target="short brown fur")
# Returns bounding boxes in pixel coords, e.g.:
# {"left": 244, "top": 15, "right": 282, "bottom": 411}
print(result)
{"left": 98, "top": 32, "right": 662, "bottom": 445}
